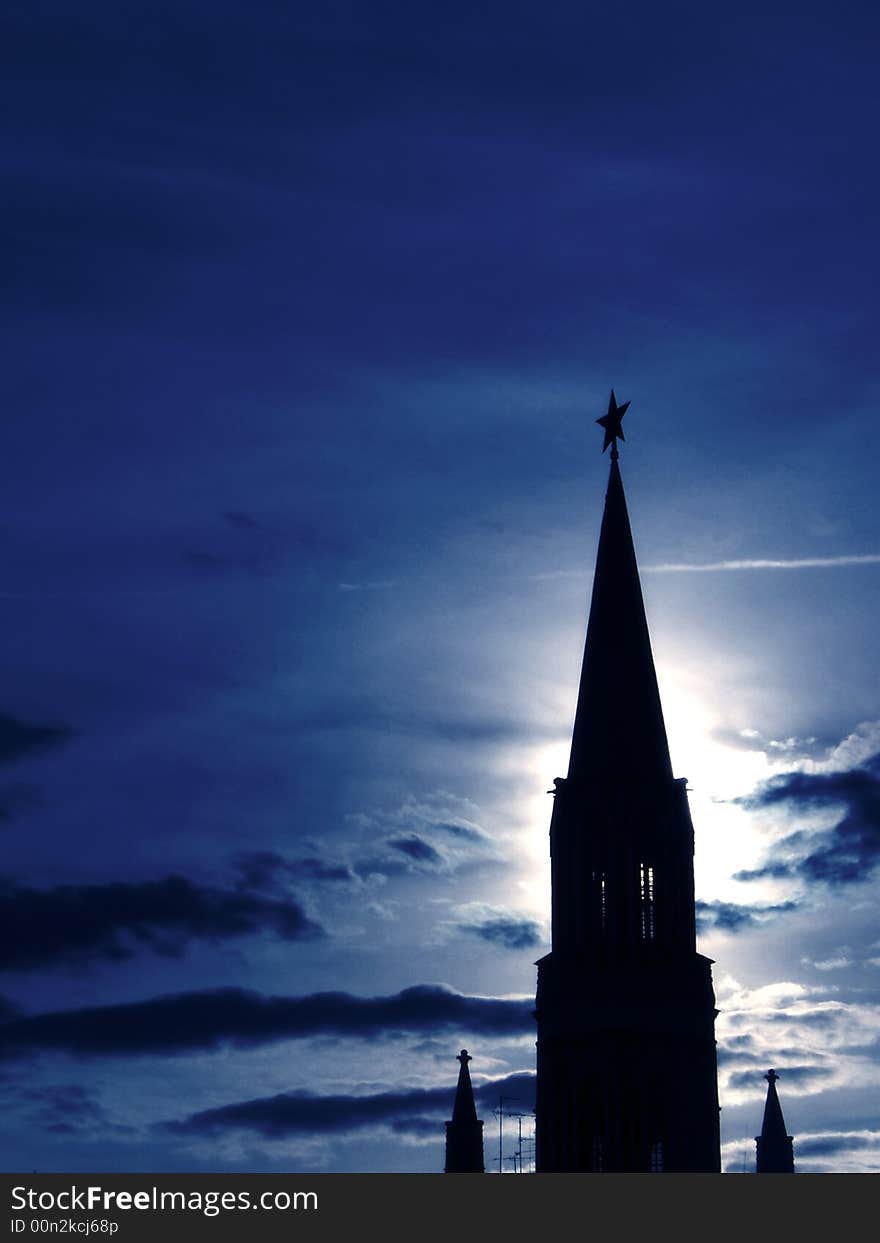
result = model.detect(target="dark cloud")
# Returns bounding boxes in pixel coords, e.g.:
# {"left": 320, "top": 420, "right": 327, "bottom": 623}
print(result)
{"left": 349, "top": 816, "right": 496, "bottom": 883}
{"left": 459, "top": 917, "right": 543, "bottom": 951}
{"left": 386, "top": 836, "right": 444, "bottom": 865}
{"left": 168, "top": 1071, "right": 535, "bottom": 1139}
{"left": 14, "top": 1083, "right": 116, "bottom": 1136}
{"left": 734, "top": 754, "right": 880, "bottom": 886}
{"left": 718, "top": 1042, "right": 828, "bottom": 1071}
{"left": 285, "top": 858, "right": 355, "bottom": 882}
{"left": 232, "top": 851, "right": 354, "bottom": 892}
{"left": 734, "top": 863, "right": 800, "bottom": 882}
{"left": 0, "top": 874, "right": 323, "bottom": 971}
{"left": 169, "top": 1085, "right": 451, "bottom": 1139}
{"left": 726, "top": 1064, "right": 831, "bottom": 1091}
{"left": 758, "top": 1010, "right": 840, "bottom": 1029}
{"left": 431, "top": 821, "right": 488, "bottom": 843}
{"left": 0, "top": 985, "right": 533, "bottom": 1060}
{"left": 695, "top": 899, "right": 798, "bottom": 932}
{"left": 0, "top": 711, "right": 73, "bottom": 766}
{"left": 716, "top": 1042, "right": 754, "bottom": 1067}
{"left": 794, "top": 1132, "right": 879, "bottom": 1158}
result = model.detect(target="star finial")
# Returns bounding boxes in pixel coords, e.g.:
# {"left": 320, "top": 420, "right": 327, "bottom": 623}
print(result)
{"left": 596, "top": 389, "right": 630, "bottom": 456}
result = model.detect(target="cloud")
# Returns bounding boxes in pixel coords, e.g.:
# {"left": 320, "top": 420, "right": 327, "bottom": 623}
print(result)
{"left": 712, "top": 727, "right": 823, "bottom": 759}
{"left": 0, "top": 874, "right": 323, "bottom": 971}
{"left": 0, "top": 984, "right": 534, "bottom": 1060}
{"left": 168, "top": 1072, "right": 536, "bottom": 1139}
{"left": 386, "top": 835, "right": 444, "bottom": 865}
{"left": 716, "top": 1033, "right": 756, "bottom": 1061}
{"left": 347, "top": 794, "right": 499, "bottom": 883}
{"left": 430, "top": 821, "right": 490, "bottom": 843}
{"left": 644, "top": 554, "right": 880, "bottom": 573}
{"left": 695, "top": 899, "right": 799, "bottom": 932}
{"left": 757, "top": 1009, "right": 842, "bottom": 1029}
{"left": 726, "top": 1064, "right": 833, "bottom": 1091}
{"left": 794, "top": 1131, "right": 880, "bottom": 1158}
{"left": 11, "top": 1082, "right": 120, "bottom": 1137}
{"left": 300, "top": 706, "right": 550, "bottom": 747}
{"left": 459, "top": 916, "right": 543, "bottom": 951}
{"left": 232, "top": 851, "right": 355, "bottom": 891}
{"left": 734, "top": 753, "right": 880, "bottom": 886}
{"left": 0, "top": 711, "right": 74, "bottom": 766}
{"left": 169, "top": 1085, "right": 452, "bottom": 1139}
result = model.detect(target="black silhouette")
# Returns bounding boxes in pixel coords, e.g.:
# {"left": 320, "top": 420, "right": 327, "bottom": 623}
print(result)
{"left": 756, "top": 1069, "right": 795, "bottom": 1173}
{"left": 534, "top": 393, "right": 722, "bottom": 1172}
{"left": 444, "top": 1049, "right": 485, "bottom": 1172}
{"left": 595, "top": 388, "right": 630, "bottom": 453}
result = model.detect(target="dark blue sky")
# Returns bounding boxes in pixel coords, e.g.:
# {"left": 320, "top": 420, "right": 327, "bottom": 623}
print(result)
{"left": 2, "top": 2, "right": 879, "bottom": 1171}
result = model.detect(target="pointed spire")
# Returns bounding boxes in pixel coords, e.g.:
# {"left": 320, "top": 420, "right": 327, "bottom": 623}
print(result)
{"left": 756, "top": 1069, "right": 795, "bottom": 1173}
{"left": 444, "top": 1049, "right": 485, "bottom": 1172}
{"left": 567, "top": 452, "right": 673, "bottom": 786}
{"left": 452, "top": 1049, "right": 478, "bottom": 1123}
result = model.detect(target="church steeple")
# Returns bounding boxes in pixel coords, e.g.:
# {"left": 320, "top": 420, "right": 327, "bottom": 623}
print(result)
{"left": 756, "top": 1069, "right": 795, "bottom": 1173}
{"left": 444, "top": 1050, "right": 485, "bottom": 1173}
{"left": 567, "top": 453, "right": 673, "bottom": 787}
{"left": 534, "top": 392, "right": 721, "bottom": 1173}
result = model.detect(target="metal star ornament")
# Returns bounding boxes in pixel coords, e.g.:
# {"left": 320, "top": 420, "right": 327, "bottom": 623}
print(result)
{"left": 596, "top": 389, "right": 630, "bottom": 453}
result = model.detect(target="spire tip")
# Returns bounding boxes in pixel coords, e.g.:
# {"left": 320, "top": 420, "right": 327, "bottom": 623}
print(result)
{"left": 596, "top": 388, "right": 630, "bottom": 454}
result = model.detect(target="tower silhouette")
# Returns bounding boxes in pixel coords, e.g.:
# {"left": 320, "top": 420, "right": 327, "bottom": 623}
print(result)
{"left": 755, "top": 1069, "right": 795, "bottom": 1173}
{"left": 444, "top": 1049, "right": 485, "bottom": 1173}
{"left": 534, "top": 394, "right": 721, "bottom": 1172}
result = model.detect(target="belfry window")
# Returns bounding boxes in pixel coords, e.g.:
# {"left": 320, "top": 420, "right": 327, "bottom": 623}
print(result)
{"left": 640, "top": 862, "right": 655, "bottom": 940}
{"left": 650, "top": 1140, "right": 663, "bottom": 1172}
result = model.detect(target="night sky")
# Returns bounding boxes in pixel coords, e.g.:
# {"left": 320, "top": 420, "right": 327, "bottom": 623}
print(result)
{"left": 3, "top": 2, "right": 879, "bottom": 1172}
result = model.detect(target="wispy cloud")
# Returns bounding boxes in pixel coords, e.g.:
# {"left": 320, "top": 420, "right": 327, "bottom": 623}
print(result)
{"left": 528, "top": 554, "right": 880, "bottom": 581}
{"left": 695, "top": 898, "right": 799, "bottom": 933}
{"left": 643, "top": 554, "right": 880, "bottom": 573}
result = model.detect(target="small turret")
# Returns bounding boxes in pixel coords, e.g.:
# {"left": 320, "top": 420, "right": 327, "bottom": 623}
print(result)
{"left": 756, "top": 1069, "right": 795, "bottom": 1173}
{"left": 444, "top": 1049, "right": 485, "bottom": 1173}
